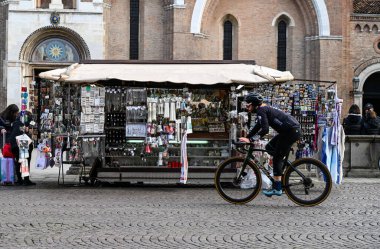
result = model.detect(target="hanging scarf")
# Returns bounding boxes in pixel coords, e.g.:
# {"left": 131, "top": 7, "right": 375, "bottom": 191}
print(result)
{"left": 19, "top": 158, "right": 30, "bottom": 177}
{"left": 164, "top": 98, "right": 170, "bottom": 118}
{"left": 170, "top": 100, "right": 176, "bottom": 121}
{"left": 180, "top": 132, "right": 188, "bottom": 184}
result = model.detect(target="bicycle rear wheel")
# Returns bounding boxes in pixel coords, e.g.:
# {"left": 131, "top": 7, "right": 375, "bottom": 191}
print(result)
{"left": 283, "top": 158, "right": 332, "bottom": 207}
{"left": 215, "top": 157, "right": 262, "bottom": 204}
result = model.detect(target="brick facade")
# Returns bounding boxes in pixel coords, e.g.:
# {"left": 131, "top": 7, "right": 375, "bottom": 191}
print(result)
{"left": 2, "top": 0, "right": 380, "bottom": 114}
{"left": 104, "top": 0, "right": 345, "bottom": 85}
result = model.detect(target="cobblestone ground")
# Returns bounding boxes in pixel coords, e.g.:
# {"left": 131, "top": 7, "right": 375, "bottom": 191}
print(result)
{"left": 0, "top": 179, "right": 380, "bottom": 249}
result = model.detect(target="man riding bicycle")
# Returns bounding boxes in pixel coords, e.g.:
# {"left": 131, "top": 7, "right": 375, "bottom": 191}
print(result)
{"left": 239, "top": 93, "right": 302, "bottom": 197}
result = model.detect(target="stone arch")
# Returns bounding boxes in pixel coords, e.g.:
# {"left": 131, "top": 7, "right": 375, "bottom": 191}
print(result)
{"left": 355, "top": 24, "right": 362, "bottom": 33}
{"left": 272, "top": 13, "right": 295, "bottom": 27}
{"left": 354, "top": 58, "right": 380, "bottom": 77}
{"left": 363, "top": 24, "right": 370, "bottom": 33}
{"left": 19, "top": 26, "right": 91, "bottom": 62}
{"left": 220, "top": 14, "right": 239, "bottom": 28}
{"left": 373, "top": 24, "right": 379, "bottom": 33}
{"left": 219, "top": 14, "right": 239, "bottom": 60}
{"left": 190, "top": 0, "right": 208, "bottom": 34}
{"left": 310, "top": 0, "right": 330, "bottom": 36}
{"left": 190, "top": 0, "right": 327, "bottom": 36}
{"left": 354, "top": 62, "right": 380, "bottom": 109}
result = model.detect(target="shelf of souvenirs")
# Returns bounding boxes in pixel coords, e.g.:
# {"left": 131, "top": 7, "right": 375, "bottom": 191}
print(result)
{"left": 52, "top": 133, "right": 106, "bottom": 138}
{"left": 97, "top": 166, "right": 222, "bottom": 173}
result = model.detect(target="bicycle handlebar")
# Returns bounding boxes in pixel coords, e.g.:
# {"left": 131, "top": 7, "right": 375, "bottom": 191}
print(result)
{"left": 232, "top": 140, "right": 294, "bottom": 156}
{"left": 232, "top": 140, "right": 255, "bottom": 147}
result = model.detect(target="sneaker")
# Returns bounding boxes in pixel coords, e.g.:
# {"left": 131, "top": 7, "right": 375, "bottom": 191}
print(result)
{"left": 262, "top": 188, "right": 282, "bottom": 197}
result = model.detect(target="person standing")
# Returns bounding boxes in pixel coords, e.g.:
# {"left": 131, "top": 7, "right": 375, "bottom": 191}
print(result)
{"left": 239, "top": 93, "right": 301, "bottom": 197}
{"left": 0, "top": 104, "right": 20, "bottom": 148}
{"left": 362, "top": 103, "right": 380, "bottom": 135}
{"left": 9, "top": 111, "right": 36, "bottom": 186}
{"left": 342, "top": 104, "right": 363, "bottom": 135}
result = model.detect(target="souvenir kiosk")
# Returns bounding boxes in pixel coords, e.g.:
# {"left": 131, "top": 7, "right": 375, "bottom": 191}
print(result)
{"left": 39, "top": 60, "right": 295, "bottom": 184}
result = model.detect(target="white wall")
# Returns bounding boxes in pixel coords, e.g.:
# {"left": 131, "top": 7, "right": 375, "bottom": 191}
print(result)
{"left": 6, "top": 0, "right": 105, "bottom": 105}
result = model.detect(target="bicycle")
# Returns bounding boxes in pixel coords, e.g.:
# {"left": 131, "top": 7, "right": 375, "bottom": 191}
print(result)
{"left": 214, "top": 141, "right": 332, "bottom": 206}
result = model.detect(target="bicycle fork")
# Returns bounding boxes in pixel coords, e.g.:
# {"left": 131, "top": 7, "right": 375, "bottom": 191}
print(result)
{"left": 234, "top": 156, "right": 251, "bottom": 185}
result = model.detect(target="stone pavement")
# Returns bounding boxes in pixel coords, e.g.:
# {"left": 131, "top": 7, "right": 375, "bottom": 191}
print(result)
{"left": 1, "top": 150, "right": 380, "bottom": 248}
{"left": 0, "top": 174, "right": 380, "bottom": 248}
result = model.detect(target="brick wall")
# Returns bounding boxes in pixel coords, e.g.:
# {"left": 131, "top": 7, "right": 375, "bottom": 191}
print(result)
{"left": 140, "top": 0, "right": 165, "bottom": 60}
{"left": 104, "top": 0, "right": 130, "bottom": 59}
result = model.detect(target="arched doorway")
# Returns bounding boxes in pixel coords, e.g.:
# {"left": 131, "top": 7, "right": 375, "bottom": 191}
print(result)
{"left": 28, "top": 38, "right": 83, "bottom": 141}
{"left": 363, "top": 72, "right": 380, "bottom": 112}
{"left": 18, "top": 26, "right": 90, "bottom": 141}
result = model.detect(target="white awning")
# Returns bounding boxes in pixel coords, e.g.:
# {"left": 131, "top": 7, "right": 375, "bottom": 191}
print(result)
{"left": 39, "top": 63, "right": 294, "bottom": 85}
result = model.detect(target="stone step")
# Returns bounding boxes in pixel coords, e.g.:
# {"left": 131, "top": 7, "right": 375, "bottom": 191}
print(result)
{"left": 344, "top": 168, "right": 380, "bottom": 178}
{"left": 65, "top": 165, "right": 92, "bottom": 176}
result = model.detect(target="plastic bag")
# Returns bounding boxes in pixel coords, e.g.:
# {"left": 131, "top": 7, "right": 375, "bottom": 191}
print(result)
{"left": 240, "top": 168, "right": 257, "bottom": 189}
{"left": 240, "top": 170, "right": 273, "bottom": 190}
{"left": 261, "top": 172, "right": 272, "bottom": 190}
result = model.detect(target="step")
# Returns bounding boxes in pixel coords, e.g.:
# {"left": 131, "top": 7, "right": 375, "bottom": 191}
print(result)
{"left": 344, "top": 168, "right": 380, "bottom": 178}
{"left": 65, "top": 165, "right": 92, "bottom": 175}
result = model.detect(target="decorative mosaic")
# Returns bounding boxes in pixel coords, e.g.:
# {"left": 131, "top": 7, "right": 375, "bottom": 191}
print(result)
{"left": 31, "top": 38, "right": 79, "bottom": 62}
{"left": 353, "top": 0, "right": 380, "bottom": 14}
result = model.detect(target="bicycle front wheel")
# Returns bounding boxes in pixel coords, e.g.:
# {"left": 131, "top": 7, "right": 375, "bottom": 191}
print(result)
{"left": 215, "top": 157, "right": 262, "bottom": 204}
{"left": 283, "top": 158, "right": 332, "bottom": 207}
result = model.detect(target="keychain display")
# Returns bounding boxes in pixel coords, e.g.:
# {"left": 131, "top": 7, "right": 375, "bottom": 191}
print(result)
{"left": 102, "top": 86, "right": 230, "bottom": 168}
{"left": 80, "top": 86, "right": 105, "bottom": 134}
{"left": 238, "top": 82, "right": 337, "bottom": 159}
{"left": 35, "top": 137, "right": 53, "bottom": 170}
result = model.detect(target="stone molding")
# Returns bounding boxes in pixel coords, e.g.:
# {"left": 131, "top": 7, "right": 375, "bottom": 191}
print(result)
{"left": 351, "top": 14, "right": 380, "bottom": 21}
{"left": 354, "top": 57, "right": 380, "bottom": 76}
{"left": 305, "top": 35, "right": 343, "bottom": 41}
{"left": 190, "top": 0, "right": 329, "bottom": 37}
{"left": 18, "top": 25, "right": 91, "bottom": 62}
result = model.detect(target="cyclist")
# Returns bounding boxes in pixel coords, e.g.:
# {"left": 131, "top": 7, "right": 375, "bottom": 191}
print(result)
{"left": 239, "top": 92, "right": 301, "bottom": 197}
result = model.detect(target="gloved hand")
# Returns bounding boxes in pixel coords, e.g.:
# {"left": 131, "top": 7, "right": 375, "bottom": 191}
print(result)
{"left": 239, "top": 137, "right": 250, "bottom": 143}
{"left": 249, "top": 135, "right": 260, "bottom": 142}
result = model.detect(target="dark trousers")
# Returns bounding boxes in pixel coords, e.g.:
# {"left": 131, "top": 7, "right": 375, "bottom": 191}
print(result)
{"left": 265, "top": 128, "right": 301, "bottom": 177}
{"left": 11, "top": 148, "right": 22, "bottom": 182}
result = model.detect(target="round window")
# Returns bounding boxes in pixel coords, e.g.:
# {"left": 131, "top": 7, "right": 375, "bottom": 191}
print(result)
{"left": 31, "top": 38, "right": 80, "bottom": 62}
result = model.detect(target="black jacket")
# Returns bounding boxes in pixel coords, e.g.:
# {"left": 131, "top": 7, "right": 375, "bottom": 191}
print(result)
{"left": 343, "top": 114, "right": 363, "bottom": 135}
{"left": 363, "top": 115, "right": 380, "bottom": 135}
{"left": 0, "top": 116, "right": 13, "bottom": 148}
{"left": 9, "top": 120, "right": 25, "bottom": 151}
{"left": 248, "top": 105, "right": 300, "bottom": 138}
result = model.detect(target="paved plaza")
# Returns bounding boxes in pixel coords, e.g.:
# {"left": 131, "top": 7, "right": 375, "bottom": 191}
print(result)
{"left": 0, "top": 174, "right": 380, "bottom": 249}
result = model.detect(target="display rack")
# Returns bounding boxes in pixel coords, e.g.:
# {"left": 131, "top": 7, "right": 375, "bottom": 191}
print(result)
{"left": 240, "top": 80, "right": 337, "bottom": 159}
{"left": 95, "top": 86, "right": 231, "bottom": 184}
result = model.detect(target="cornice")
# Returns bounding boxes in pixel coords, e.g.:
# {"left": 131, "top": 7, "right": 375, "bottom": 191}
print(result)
{"left": 351, "top": 14, "right": 380, "bottom": 22}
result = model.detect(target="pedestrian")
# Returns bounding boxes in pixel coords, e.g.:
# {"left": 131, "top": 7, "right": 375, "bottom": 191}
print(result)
{"left": 9, "top": 111, "right": 36, "bottom": 186}
{"left": 239, "top": 92, "right": 301, "bottom": 197}
{"left": 0, "top": 104, "right": 20, "bottom": 149}
{"left": 342, "top": 104, "right": 363, "bottom": 135}
{"left": 362, "top": 103, "right": 380, "bottom": 135}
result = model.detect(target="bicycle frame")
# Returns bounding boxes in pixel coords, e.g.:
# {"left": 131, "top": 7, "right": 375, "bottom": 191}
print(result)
{"left": 236, "top": 144, "right": 308, "bottom": 187}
